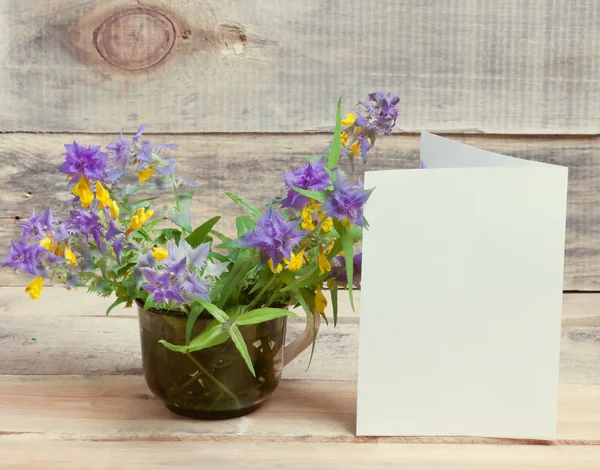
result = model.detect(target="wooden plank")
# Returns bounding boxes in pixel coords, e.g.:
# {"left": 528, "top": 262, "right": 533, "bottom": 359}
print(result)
{"left": 0, "top": 376, "right": 598, "bottom": 443}
{"left": 0, "top": 0, "right": 598, "bottom": 134}
{"left": 1, "top": 134, "right": 599, "bottom": 289}
{"left": 0, "top": 288, "right": 598, "bottom": 384}
{"left": 1, "top": 441, "right": 599, "bottom": 470}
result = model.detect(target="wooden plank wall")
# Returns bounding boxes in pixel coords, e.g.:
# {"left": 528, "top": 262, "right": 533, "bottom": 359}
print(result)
{"left": 0, "top": 0, "right": 598, "bottom": 290}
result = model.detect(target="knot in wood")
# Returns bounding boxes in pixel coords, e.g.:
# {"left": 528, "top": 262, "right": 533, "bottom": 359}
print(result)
{"left": 95, "top": 8, "right": 175, "bottom": 71}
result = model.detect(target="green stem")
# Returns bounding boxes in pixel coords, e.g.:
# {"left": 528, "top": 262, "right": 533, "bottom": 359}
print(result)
{"left": 263, "top": 283, "right": 283, "bottom": 308}
{"left": 173, "top": 183, "right": 181, "bottom": 211}
{"left": 170, "top": 370, "right": 202, "bottom": 397}
{"left": 246, "top": 274, "right": 279, "bottom": 311}
{"left": 186, "top": 353, "right": 241, "bottom": 408}
{"left": 207, "top": 391, "right": 224, "bottom": 411}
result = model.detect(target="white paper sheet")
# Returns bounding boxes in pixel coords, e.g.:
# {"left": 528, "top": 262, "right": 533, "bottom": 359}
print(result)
{"left": 356, "top": 132, "right": 568, "bottom": 439}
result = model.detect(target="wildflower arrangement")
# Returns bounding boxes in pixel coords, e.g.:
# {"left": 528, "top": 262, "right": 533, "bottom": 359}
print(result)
{"left": 2, "top": 92, "right": 399, "bottom": 376}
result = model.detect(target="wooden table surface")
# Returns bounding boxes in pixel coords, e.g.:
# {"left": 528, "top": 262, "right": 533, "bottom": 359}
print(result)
{"left": 1, "top": 287, "right": 599, "bottom": 469}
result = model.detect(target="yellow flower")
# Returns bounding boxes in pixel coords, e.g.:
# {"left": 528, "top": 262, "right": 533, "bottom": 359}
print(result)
{"left": 315, "top": 284, "right": 327, "bottom": 314}
{"left": 109, "top": 200, "right": 120, "bottom": 219}
{"left": 268, "top": 259, "right": 283, "bottom": 273}
{"left": 341, "top": 113, "right": 356, "bottom": 127}
{"left": 301, "top": 207, "right": 315, "bottom": 230}
{"left": 72, "top": 177, "right": 94, "bottom": 207}
{"left": 340, "top": 132, "right": 349, "bottom": 145}
{"left": 39, "top": 236, "right": 55, "bottom": 251}
{"left": 285, "top": 246, "right": 306, "bottom": 272}
{"left": 321, "top": 217, "right": 333, "bottom": 233}
{"left": 318, "top": 245, "right": 331, "bottom": 274}
{"left": 54, "top": 243, "right": 64, "bottom": 258}
{"left": 137, "top": 164, "right": 156, "bottom": 182}
{"left": 152, "top": 247, "right": 169, "bottom": 260}
{"left": 128, "top": 208, "right": 154, "bottom": 232}
{"left": 341, "top": 218, "right": 352, "bottom": 229}
{"left": 64, "top": 246, "right": 77, "bottom": 266}
{"left": 350, "top": 141, "right": 361, "bottom": 158}
{"left": 301, "top": 203, "right": 327, "bottom": 231}
{"left": 95, "top": 181, "right": 112, "bottom": 209}
{"left": 25, "top": 277, "right": 44, "bottom": 299}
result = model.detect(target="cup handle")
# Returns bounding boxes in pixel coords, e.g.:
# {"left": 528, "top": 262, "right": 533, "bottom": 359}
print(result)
{"left": 283, "top": 313, "right": 321, "bottom": 367}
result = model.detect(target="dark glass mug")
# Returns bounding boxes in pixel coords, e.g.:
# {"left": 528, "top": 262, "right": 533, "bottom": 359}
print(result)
{"left": 137, "top": 302, "right": 320, "bottom": 419}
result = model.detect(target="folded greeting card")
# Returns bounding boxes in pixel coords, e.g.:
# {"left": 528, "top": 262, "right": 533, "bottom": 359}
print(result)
{"left": 357, "top": 132, "right": 568, "bottom": 439}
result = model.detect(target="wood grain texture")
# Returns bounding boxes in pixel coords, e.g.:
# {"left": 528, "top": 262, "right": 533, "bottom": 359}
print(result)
{"left": 2, "top": 440, "right": 600, "bottom": 470}
{"left": 0, "top": 0, "right": 598, "bottom": 133}
{"left": 0, "top": 133, "right": 599, "bottom": 289}
{"left": 0, "top": 376, "right": 598, "bottom": 443}
{"left": 0, "top": 288, "right": 598, "bottom": 385}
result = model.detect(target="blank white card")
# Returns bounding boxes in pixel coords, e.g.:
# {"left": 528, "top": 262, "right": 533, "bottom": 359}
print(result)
{"left": 357, "top": 132, "right": 568, "bottom": 439}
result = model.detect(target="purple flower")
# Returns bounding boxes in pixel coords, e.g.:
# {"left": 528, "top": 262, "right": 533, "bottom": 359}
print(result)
{"left": 165, "top": 240, "right": 209, "bottom": 272}
{"left": 137, "top": 142, "right": 154, "bottom": 164}
{"left": 65, "top": 207, "right": 104, "bottom": 251}
{"left": 106, "top": 219, "right": 121, "bottom": 242}
{"left": 157, "top": 159, "right": 177, "bottom": 177}
{"left": 179, "top": 272, "right": 210, "bottom": 300}
{"left": 20, "top": 208, "right": 51, "bottom": 241}
{"left": 355, "top": 91, "right": 400, "bottom": 136}
{"left": 106, "top": 132, "right": 131, "bottom": 167}
{"left": 281, "top": 160, "right": 331, "bottom": 210}
{"left": 330, "top": 253, "right": 362, "bottom": 288}
{"left": 19, "top": 208, "right": 69, "bottom": 245}
{"left": 239, "top": 205, "right": 307, "bottom": 266}
{"left": 65, "top": 273, "right": 84, "bottom": 288}
{"left": 2, "top": 240, "right": 48, "bottom": 277}
{"left": 321, "top": 172, "right": 372, "bottom": 226}
{"left": 132, "top": 124, "right": 147, "bottom": 144}
{"left": 59, "top": 141, "right": 108, "bottom": 182}
{"left": 112, "top": 238, "right": 124, "bottom": 263}
{"left": 418, "top": 159, "right": 426, "bottom": 169}
{"left": 140, "top": 268, "right": 186, "bottom": 304}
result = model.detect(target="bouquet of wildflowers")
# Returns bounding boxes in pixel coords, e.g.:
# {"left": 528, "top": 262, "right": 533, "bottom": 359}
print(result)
{"left": 2, "top": 92, "right": 399, "bottom": 376}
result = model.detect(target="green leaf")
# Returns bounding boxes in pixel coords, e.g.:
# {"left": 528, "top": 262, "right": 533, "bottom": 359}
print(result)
{"left": 185, "top": 304, "right": 205, "bottom": 345}
{"left": 193, "top": 298, "right": 229, "bottom": 323}
{"left": 143, "top": 217, "right": 163, "bottom": 231}
{"left": 237, "top": 308, "right": 298, "bottom": 325}
{"left": 328, "top": 280, "right": 339, "bottom": 327}
{"left": 210, "top": 229, "right": 232, "bottom": 243}
{"left": 216, "top": 240, "right": 243, "bottom": 250}
{"left": 135, "top": 227, "right": 154, "bottom": 242}
{"left": 187, "top": 320, "right": 231, "bottom": 353}
{"left": 226, "top": 192, "right": 262, "bottom": 218}
{"left": 334, "top": 220, "right": 356, "bottom": 311}
{"left": 215, "top": 250, "right": 258, "bottom": 308}
{"left": 229, "top": 325, "right": 256, "bottom": 377}
{"left": 210, "top": 252, "right": 231, "bottom": 264}
{"left": 280, "top": 266, "right": 327, "bottom": 293}
{"left": 185, "top": 216, "right": 221, "bottom": 248}
{"left": 288, "top": 285, "right": 320, "bottom": 369}
{"left": 153, "top": 228, "right": 182, "bottom": 245}
{"left": 327, "top": 96, "right": 343, "bottom": 169}
{"left": 158, "top": 339, "right": 188, "bottom": 353}
{"left": 106, "top": 297, "right": 128, "bottom": 315}
{"left": 168, "top": 191, "right": 194, "bottom": 233}
{"left": 143, "top": 293, "right": 155, "bottom": 312}
{"left": 290, "top": 187, "right": 328, "bottom": 203}
{"left": 236, "top": 215, "right": 257, "bottom": 237}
